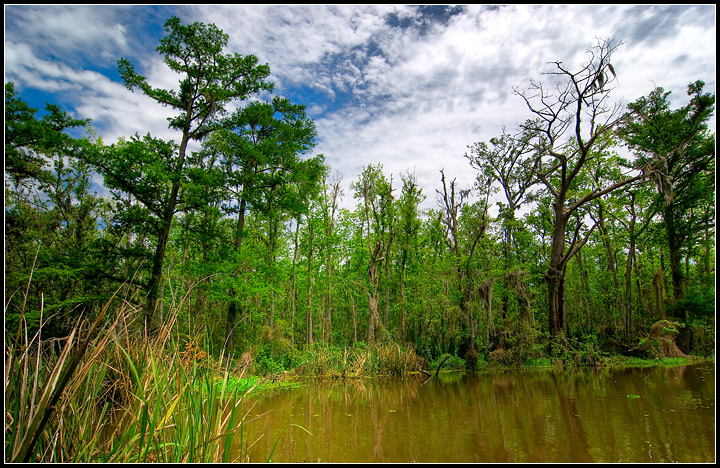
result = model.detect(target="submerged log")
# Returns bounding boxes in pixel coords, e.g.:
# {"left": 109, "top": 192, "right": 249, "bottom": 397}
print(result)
{"left": 435, "top": 355, "right": 451, "bottom": 378}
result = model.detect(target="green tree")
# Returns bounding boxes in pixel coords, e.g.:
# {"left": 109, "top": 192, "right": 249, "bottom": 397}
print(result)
{"left": 4, "top": 83, "right": 110, "bottom": 338}
{"left": 317, "top": 173, "right": 344, "bottom": 343}
{"left": 84, "top": 134, "right": 179, "bottom": 320}
{"left": 202, "top": 96, "right": 324, "bottom": 352}
{"left": 351, "top": 164, "right": 394, "bottom": 345}
{"left": 115, "top": 16, "right": 273, "bottom": 327}
{"left": 437, "top": 169, "right": 490, "bottom": 365}
{"left": 5, "top": 82, "right": 89, "bottom": 188}
{"left": 618, "top": 80, "right": 715, "bottom": 302}
{"left": 396, "top": 171, "right": 425, "bottom": 342}
{"left": 466, "top": 128, "right": 537, "bottom": 324}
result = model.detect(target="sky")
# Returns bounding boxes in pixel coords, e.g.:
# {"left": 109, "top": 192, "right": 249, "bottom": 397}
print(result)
{"left": 4, "top": 4, "right": 716, "bottom": 213}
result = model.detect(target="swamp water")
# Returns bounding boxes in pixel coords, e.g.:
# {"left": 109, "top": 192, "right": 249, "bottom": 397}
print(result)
{"left": 234, "top": 362, "right": 714, "bottom": 463}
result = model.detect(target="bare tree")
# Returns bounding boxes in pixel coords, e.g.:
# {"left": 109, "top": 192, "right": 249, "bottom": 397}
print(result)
{"left": 515, "top": 38, "right": 644, "bottom": 342}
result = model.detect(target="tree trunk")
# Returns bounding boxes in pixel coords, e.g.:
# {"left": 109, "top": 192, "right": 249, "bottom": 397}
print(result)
{"left": 367, "top": 292, "right": 380, "bottom": 345}
{"left": 224, "top": 198, "right": 247, "bottom": 354}
{"left": 350, "top": 292, "right": 358, "bottom": 343}
{"left": 269, "top": 289, "right": 275, "bottom": 328}
{"left": 652, "top": 269, "right": 666, "bottom": 320}
{"left": 366, "top": 241, "right": 383, "bottom": 345}
{"left": 306, "top": 222, "right": 315, "bottom": 348}
{"left": 624, "top": 193, "right": 637, "bottom": 337}
{"left": 596, "top": 205, "right": 625, "bottom": 323}
{"left": 662, "top": 200, "right": 684, "bottom": 301}
{"left": 668, "top": 235, "right": 684, "bottom": 302}
{"left": 144, "top": 133, "right": 190, "bottom": 332}
{"left": 290, "top": 219, "right": 300, "bottom": 346}
{"left": 325, "top": 252, "right": 332, "bottom": 344}
{"left": 225, "top": 301, "right": 238, "bottom": 352}
{"left": 306, "top": 278, "right": 313, "bottom": 348}
{"left": 546, "top": 208, "right": 569, "bottom": 340}
{"left": 546, "top": 270, "right": 566, "bottom": 340}
{"left": 575, "top": 250, "right": 592, "bottom": 332}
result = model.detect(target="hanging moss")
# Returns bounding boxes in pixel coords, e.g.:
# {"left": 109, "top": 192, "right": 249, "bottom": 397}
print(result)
{"left": 640, "top": 320, "right": 686, "bottom": 359}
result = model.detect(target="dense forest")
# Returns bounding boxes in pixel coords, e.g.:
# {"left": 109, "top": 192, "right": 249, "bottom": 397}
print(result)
{"left": 5, "top": 18, "right": 715, "bottom": 373}
{"left": 4, "top": 16, "right": 716, "bottom": 463}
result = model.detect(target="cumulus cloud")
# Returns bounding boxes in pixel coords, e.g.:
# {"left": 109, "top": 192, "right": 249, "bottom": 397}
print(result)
{"left": 4, "top": 5, "right": 132, "bottom": 66}
{"left": 5, "top": 4, "right": 715, "bottom": 212}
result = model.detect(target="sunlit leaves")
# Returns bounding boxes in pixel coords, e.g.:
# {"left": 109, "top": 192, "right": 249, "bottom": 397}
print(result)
{"left": 118, "top": 16, "right": 273, "bottom": 138}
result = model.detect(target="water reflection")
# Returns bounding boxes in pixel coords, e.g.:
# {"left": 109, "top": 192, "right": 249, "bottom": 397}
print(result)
{"left": 235, "top": 362, "right": 715, "bottom": 463}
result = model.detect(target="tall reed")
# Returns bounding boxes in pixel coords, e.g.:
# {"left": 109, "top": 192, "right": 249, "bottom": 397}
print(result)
{"left": 293, "top": 343, "right": 423, "bottom": 377}
{"left": 5, "top": 287, "right": 265, "bottom": 463}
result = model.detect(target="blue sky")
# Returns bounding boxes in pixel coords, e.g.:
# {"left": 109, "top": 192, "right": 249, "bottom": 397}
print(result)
{"left": 5, "top": 4, "right": 716, "bottom": 211}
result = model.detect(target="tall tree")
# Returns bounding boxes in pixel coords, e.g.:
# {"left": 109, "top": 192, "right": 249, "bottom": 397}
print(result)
{"left": 319, "top": 173, "right": 344, "bottom": 343}
{"left": 466, "top": 128, "right": 537, "bottom": 323}
{"left": 204, "top": 96, "right": 324, "bottom": 352}
{"left": 618, "top": 80, "right": 715, "bottom": 301}
{"left": 396, "top": 171, "right": 425, "bottom": 342}
{"left": 4, "top": 82, "right": 107, "bottom": 336}
{"left": 114, "top": 16, "right": 272, "bottom": 328}
{"left": 437, "top": 169, "right": 489, "bottom": 363}
{"left": 515, "top": 38, "right": 644, "bottom": 341}
{"left": 5, "top": 82, "right": 90, "bottom": 189}
{"left": 351, "top": 164, "right": 394, "bottom": 345}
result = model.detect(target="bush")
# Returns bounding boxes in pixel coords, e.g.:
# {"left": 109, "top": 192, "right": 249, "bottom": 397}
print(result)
{"left": 549, "top": 334, "right": 604, "bottom": 367}
{"left": 678, "top": 321, "right": 715, "bottom": 356}
{"left": 667, "top": 287, "right": 714, "bottom": 320}
{"left": 252, "top": 334, "right": 301, "bottom": 375}
{"left": 430, "top": 353, "right": 466, "bottom": 371}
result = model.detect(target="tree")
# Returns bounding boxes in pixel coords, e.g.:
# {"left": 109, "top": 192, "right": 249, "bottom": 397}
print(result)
{"left": 114, "top": 16, "right": 273, "bottom": 328}
{"left": 202, "top": 96, "right": 324, "bottom": 352}
{"left": 466, "top": 128, "right": 537, "bottom": 323}
{"left": 318, "top": 172, "right": 344, "bottom": 343}
{"left": 396, "top": 171, "right": 425, "bottom": 342}
{"left": 618, "top": 80, "right": 715, "bottom": 302}
{"left": 5, "top": 82, "right": 90, "bottom": 189}
{"left": 437, "top": 169, "right": 490, "bottom": 364}
{"left": 351, "top": 164, "right": 394, "bottom": 345}
{"left": 4, "top": 83, "right": 110, "bottom": 337}
{"left": 515, "top": 38, "right": 644, "bottom": 342}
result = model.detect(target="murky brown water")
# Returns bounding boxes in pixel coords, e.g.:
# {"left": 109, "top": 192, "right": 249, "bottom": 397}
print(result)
{"left": 235, "top": 362, "right": 715, "bottom": 463}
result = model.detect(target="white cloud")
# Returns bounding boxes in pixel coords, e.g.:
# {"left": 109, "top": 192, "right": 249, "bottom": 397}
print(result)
{"left": 5, "top": 5, "right": 131, "bottom": 65}
{"left": 5, "top": 4, "right": 715, "bottom": 214}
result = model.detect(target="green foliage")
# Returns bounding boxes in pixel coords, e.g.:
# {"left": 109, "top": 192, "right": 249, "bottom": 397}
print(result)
{"left": 431, "top": 353, "right": 467, "bottom": 371}
{"left": 5, "top": 84, "right": 116, "bottom": 339}
{"left": 619, "top": 80, "right": 715, "bottom": 301}
{"left": 252, "top": 332, "right": 303, "bottom": 375}
{"left": 549, "top": 334, "right": 604, "bottom": 367}
{"left": 118, "top": 16, "right": 273, "bottom": 138}
{"left": 667, "top": 286, "right": 714, "bottom": 319}
{"left": 5, "top": 81, "right": 90, "bottom": 186}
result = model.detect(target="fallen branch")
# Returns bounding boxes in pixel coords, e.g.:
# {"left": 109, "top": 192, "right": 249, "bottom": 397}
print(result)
{"left": 435, "top": 355, "right": 451, "bottom": 378}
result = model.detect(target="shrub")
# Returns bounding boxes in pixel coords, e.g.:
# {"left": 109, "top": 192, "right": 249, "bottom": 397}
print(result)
{"left": 431, "top": 353, "right": 465, "bottom": 371}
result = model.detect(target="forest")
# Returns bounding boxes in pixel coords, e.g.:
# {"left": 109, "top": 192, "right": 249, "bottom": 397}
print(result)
{"left": 4, "top": 17, "right": 716, "bottom": 462}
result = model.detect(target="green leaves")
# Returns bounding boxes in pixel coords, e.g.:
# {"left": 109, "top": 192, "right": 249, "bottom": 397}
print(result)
{"left": 5, "top": 82, "right": 90, "bottom": 186}
{"left": 118, "top": 16, "right": 273, "bottom": 138}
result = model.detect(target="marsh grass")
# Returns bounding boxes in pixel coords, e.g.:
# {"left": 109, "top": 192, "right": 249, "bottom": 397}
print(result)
{"left": 4, "top": 285, "right": 270, "bottom": 463}
{"left": 293, "top": 342, "right": 423, "bottom": 377}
